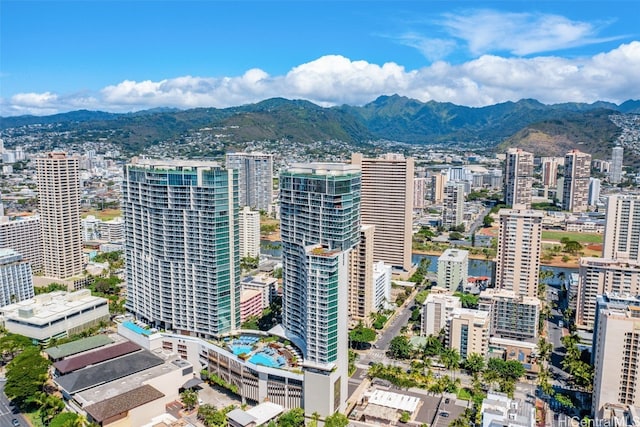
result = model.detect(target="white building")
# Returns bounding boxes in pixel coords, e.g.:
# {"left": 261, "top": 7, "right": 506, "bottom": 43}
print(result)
{"left": 0, "top": 215, "right": 43, "bottom": 273}
{"left": 372, "top": 261, "right": 392, "bottom": 312}
{"left": 226, "top": 152, "right": 273, "bottom": 211}
{"left": 479, "top": 289, "right": 540, "bottom": 340}
{"left": 610, "top": 146, "right": 624, "bottom": 184}
{"left": 481, "top": 392, "right": 536, "bottom": 427}
{"left": 239, "top": 206, "right": 261, "bottom": 258}
{"left": 603, "top": 195, "right": 640, "bottom": 262}
{"left": 0, "top": 290, "right": 109, "bottom": 342}
{"left": 589, "top": 178, "right": 601, "bottom": 206}
{"left": 437, "top": 249, "right": 469, "bottom": 292}
{"left": 123, "top": 159, "right": 240, "bottom": 337}
{"left": 421, "top": 289, "right": 461, "bottom": 337}
{"left": 0, "top": 249, "right": 35, "bottom": 308}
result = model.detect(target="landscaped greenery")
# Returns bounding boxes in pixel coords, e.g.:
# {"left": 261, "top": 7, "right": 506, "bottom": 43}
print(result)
{"left": 541, "top": 231, "right": 603, "bottom": 244}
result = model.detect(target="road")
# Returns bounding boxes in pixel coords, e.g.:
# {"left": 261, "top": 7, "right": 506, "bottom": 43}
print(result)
{"left": 0, "top": 380, "right": 28, "bottom": 427}
{"left": 468, "top": 206, "right": 491, "bottom": 236}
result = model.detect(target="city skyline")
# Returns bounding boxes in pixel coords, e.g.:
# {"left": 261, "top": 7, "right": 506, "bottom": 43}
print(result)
{"left": 1, "top": 1, "right": 639, "bottom": 115}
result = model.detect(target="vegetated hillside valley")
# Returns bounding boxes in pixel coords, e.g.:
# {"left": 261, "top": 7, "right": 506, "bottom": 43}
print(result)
{"left": 1, "top": 96, "right": 639, "bottom": 159}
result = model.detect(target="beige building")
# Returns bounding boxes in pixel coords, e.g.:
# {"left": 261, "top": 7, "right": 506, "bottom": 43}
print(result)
{"left": 479, "top": 289, "right": 540, "bottom": 340}
{"left": 541, "top": 157, "right": 559, "bottom": 188}
{"left": 413, "top": 177, "right": 428, "bottom": 210}
{"left": 352, "top": 153, "right": 414, "bottom": 273}
{"left": 430, "top": 173, "right": 447, "bottom": 204}
{"left": 442, "top": 182, "right": 465, "bottom": 229}
{"left": 495, "top": 208, "right": 542, "bottom": 298}
{"left": 36, "top": 152, "right": 84, "bottom": 279}
{"left": 575, "top": 257, "right": 640, "bottom": 330}
{"left": 603, "top": 195, "right": 640, "bottom": 262}
{"left": 562, "top": 149, "right": 592, "bottom": 213}
{"left": 421, "top": 288, "right": 461, "bottom": 336}
{"left": 447, "top": 308, "right": 490, "bottom": 359}
{"left": 0, "top": 215, "right": 43, "bottom": 273}
{"left": 592, "top": 304, "right": 640, "bottom": 417}
{"left": 349, "top": 225, "right": 375, "bottom": 324}
{"left": 503, "top": 148, "right": 534, "bottom": 208}
{"left": 239, "top": 206, "right": 261, "bottom": 258}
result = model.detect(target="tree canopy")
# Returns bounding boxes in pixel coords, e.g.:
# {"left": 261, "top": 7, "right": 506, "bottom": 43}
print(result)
{"left": 4, "top": 346, "right": 51, "bottom": 408}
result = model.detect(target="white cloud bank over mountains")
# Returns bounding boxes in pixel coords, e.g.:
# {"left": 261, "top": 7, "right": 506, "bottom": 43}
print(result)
{"left": 2, "top": 41, "right": 639, "bottom": 116}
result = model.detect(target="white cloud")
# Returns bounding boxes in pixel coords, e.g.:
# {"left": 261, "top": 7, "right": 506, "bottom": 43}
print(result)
{"left": 2, "top": 42, "right": 640, "bottom": 116}
{"left": 437, "top": 9, "right": 625, "bottom": 56}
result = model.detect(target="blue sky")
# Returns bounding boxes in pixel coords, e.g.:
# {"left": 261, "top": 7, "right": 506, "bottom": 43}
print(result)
{"left": 1, "top": 1, "right": 639, "bottom": 115}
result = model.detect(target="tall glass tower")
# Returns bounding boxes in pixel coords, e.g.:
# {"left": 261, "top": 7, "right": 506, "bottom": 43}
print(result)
{"left": 123, "top": 159, "right": 239, "bottom": 337}
{"left": 279, "top": 163, "right": 360, "bottom": 415}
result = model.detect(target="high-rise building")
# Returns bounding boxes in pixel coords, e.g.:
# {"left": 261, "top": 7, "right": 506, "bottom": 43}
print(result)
{"left": 589, "top": 178, "right": 601, "bottom": 206}
{"left": 421, "top": 289, "right": 461, "bottom": 337}
{"left": 495, "top": 208, "right": 543, "bottom": 298}
{"left": 349, "top": 225, "right": 375, "bottom": 324}
{"left": 503, "top": 148, "right": 533, "bottom": 208}
{"left": 352, "top": 153, "right": 413, "bottom": 273}
{"left": 0, "top": 215, "right": 43, "bottom": 273}
{"left": 575, "top": 257, "right": 640, "bottom": 330}
{"left": 226, "top": 152, "right": 273, "bottom": 211}
{"left": 413, "top": 177, "right": 428, "bottom": 210}
{"left": 437, "top": 249, "right": 468, "bottom": 292}
{"left": 442, "top": 182, "right": 465, "bottom": 229}
{"left": 447, "top": 308, "right": 490, "bottom": 359}
{"left": 479, "top": 289, "right": 540, "bottom": 340}
{"left": 123, "top": 159, "right": 240, "bottom": 337}
{"left": 603, "top": 195, "right": 640, "bottom": 262}
{"left": 431, "top": 173, "right": 447, "bottom": 204}
{"left": 610, "top": 146, "right": 624, "bottom": 184}
{"left": 280, "top": 162, "right": 360, "bottom": 416}
{"left": 0, "top": 249, "right": 35, "bottom": 308}
{"left": 562, "top": 150, "right": 591, "bottom": 213}
{"left": 36, "top": 152, "right": 83, "bottom": 279}
{"left": 592, "top": 304, "right": 640, "bottom": 416}
{"left": 541, "top": 158, "right": 558, "bottom": 188}
{"left": 239, "top": 206, "right": 260, "bottom": 258}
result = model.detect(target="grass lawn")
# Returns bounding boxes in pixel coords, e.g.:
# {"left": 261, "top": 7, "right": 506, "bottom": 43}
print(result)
{"left": 541, "top": 231, "right": 603, "bottom": 244}
{"left": 457, "top": 387, "right": 473, "bottom": 401}
{"left": 81, "top": 208, "right": 121, "bottom": 221}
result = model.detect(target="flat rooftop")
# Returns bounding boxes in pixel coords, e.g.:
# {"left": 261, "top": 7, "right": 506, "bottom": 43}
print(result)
{"left": 55, "top": 350, "right": 164, "bottom": 394}
{"left": 74, "top": 348, "right": 187, "bottom": 407}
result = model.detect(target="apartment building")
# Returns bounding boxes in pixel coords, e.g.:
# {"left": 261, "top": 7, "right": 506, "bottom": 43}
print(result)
{"left": 479, "top": 289, "right": 540, "bottom": 340}
{"left": 352, "top": 153, "right": 413, "bottom": 273}
{"left": 495, "top": 208, "right": 543, "bottom": 299}
{"left": 562, "top": 149, "right": 592, "bottom": 213}
{"left": 36, "top": 152, "right": 84, "bottom": 279}
{"left": 123, "top": 159, "right": 240, "bottom": 337}
{"left": 504, "top": 148, "right": 534, "bottom": 208}
{"left": 0, "top": 249, "right": 35, "bottom": 307}
{"left": 239, "top": 206, "right": 261, "bottom": 258}
{"left": 280, "top": 162, "right": 361, "bottom": 416}
{"left": 0, "top": 215, "right": 43, "bottom": 273}
{"left": 226, "top": 152, "right": 273, "bottom": 211}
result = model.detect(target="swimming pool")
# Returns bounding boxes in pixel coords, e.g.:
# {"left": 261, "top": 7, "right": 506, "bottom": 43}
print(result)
{"left": 230, "top": 345, "right": 253, "bottom": 356}
{"left": 122, "top": 321, "right": 151, "bottom": 336}
{"left": 249, "top": 352, "right": 280, "bottom": 368}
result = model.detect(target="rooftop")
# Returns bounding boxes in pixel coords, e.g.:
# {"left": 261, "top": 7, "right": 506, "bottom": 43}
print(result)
{"left": 53, "top": 341, "right": 141, "bottom": 374}
{"left": 84, "top": 384, "right": 164, "bottom": 423}
{"left": 45, "top": 335, "right": 113, "bottom": 360}
{"left": 55, "top": 350, "right": 164, "bottom": 394}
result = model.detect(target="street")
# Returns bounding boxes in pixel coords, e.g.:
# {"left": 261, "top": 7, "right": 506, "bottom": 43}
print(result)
{"left": 0, "top": 380, "right": 28, "bottom": 427}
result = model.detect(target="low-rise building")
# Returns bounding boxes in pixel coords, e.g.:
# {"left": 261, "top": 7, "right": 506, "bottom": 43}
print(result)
{"left": 481, "top": 392, "right": 535, "bottom": 427}
{"left": 0, "top": 289, "right": 109, "bottom": 343}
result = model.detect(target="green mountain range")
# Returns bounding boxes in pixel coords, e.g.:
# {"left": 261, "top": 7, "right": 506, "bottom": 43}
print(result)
{"left": 1, "top": 96, "right": 638, "bottom": 157}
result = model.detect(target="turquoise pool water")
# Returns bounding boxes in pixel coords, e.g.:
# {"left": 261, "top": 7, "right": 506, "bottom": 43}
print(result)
{"left": 249, "top": 352, "right": 280, "bottom": 368}
{"left": 123, "top": 321, "right": 151, "bottom": 336}
{"left": 230, "top": 345, "right": 253, "bottom": 355}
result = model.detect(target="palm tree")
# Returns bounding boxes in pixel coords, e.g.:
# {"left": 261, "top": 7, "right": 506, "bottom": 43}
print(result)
{"left": 439, "top": 348, "right": 461, "bottom": 379}
{"left": 463, "top": 353, "right": 485, "bottom": 380}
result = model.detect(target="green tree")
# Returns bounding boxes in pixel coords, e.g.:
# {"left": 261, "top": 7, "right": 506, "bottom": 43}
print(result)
{"left": 349, "top": 323, "right": 377, "bottom": 349}
{"left": 463, "top": 353, "right": 485, "bottom": 379}
{"left": 410, "top": 307, "right": 421, "bottom": 322}
{"left": 325, "top": 413, "right": 349, "bottom": 427}
{"left": 49, "top": 412, "right": 85, "bottom": 427}
{"left": 399, "top": 411, "right": 411, "bottom": 423}
{"left": 389, "top": 336, "right": 412, "bottom": 359}
{"left": 482, "top": 215, "right": 494, "bottom": 227}
{"left": 562, "top": 240, "right": 583, "bottom": 255}
{"left": 440, "top": 348, "right": 460, "bottom": 378}
{"left": 4, "top": 347, "right": 51, "bottom": 408}
{"left": 453, "top": 292, "right": 479, "bottom": 309}
{"left": 277, "top": 407, "right": 305, "bottom": 427}
{"left": 423, "top": 335, "right": 443, "bottom": 357}
{"left": 180, "top": 389, "right": 198, "bottom": 411}
{"left": 0, "top": 333, "right": 34, "bottom": 361}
